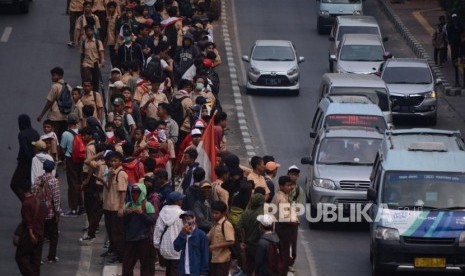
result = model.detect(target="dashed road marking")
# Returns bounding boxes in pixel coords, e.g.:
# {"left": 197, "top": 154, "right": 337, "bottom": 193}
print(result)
{"left": 1, "top": 27, "right": 13, "bottom": 42}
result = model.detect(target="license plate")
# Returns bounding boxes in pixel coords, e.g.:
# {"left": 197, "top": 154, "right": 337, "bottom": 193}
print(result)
{"left": 265, "top": 78, "right": 281, "bottom": 86}
{"left": 414, "top": 257, "right": 446, "bottom": 268}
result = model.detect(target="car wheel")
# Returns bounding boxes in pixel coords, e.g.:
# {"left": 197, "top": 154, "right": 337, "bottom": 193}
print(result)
{"left": 371, "top": 254, "right": 388, "bottom": 276}
{"left": 18, "top": 1, "right": 29, "bottom": 13}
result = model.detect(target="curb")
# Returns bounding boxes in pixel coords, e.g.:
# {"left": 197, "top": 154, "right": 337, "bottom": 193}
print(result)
{"left": 377, "top": 0, "right": 455, "bottom": 93}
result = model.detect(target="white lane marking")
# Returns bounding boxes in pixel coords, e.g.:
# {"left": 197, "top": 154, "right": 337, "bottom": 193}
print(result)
{"left": 76, "top": 244, "right": 93, "bottom": 276}
{"left": 1, "top": 27, "right": 13, "bottom": 42}
{"left": 299, "top": 229, "right": 319, "bottom": 276}
{"left": 229, "top": 0, "right": 268, "bottom": 156}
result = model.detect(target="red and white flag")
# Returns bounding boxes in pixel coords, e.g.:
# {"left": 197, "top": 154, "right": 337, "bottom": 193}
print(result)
{"left": 196, "top": 114, "right": 217, "bottom": 182}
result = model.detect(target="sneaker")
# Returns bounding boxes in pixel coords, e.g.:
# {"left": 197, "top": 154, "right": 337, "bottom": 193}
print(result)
{"left": 62, "top": 210, "right": 78, "bottom": 217}
{"left": 82, "top": 227, "right": 88, "bottom": 232}
{"left": 67, "top": 42, "right": 75, "bottom": 47}
{"left": 100, "top": 251, "right": 114, "bottom": 257}
{"left": 106, "top": 257, "right": 120, "bottom": 264}
{"left": 155, "top": 264, "right": 166, "bottom": 271}
{"left": 95, "top": 227, "right": 100, "bottom": 234}
{"left": 79, "top": 235, "right": 95, "bottom": 245}
{"left": 48, "top": 257, "right": 59, "bottom": 264}
{"left": 288, "top": 266, "right": 296, "bottom": 272}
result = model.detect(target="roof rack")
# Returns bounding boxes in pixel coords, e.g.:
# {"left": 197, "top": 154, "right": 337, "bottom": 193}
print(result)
{"left": 408, "top": 142, "right": 447, "bottom": 152}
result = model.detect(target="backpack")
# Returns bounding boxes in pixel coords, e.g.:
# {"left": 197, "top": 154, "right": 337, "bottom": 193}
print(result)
{"left": 267, "top": 240, "right": 286, "bottom": 275}
{"left": 144, "top": 57, "right": 164, "bottom": 83}
{"left": 170, "top": 96, "right": 189, "bottom": 128}
{"left": 34, "top": 177, "right": 53, "bottom": 215}
{"left": 178, "top": 0, "right": 193, "bottom": 18}
{"left": 69, "top": 130, "right": 86, "bottom": 164}
{"left": 86, "top": 116, "right": 107, "bottom": 144}
{"left": 206, "top": 69, "right": 220, "bottom": 94}
{"left": 57, "top": 83, "right": 73, "bottom": 115}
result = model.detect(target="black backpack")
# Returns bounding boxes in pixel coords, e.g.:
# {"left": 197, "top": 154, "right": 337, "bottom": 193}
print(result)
{"left": 57, "top": 83, "right": 73, "bottom": 115}
{"left": 206, "top": 69, "right": 220, "bottom": 94}
{"left": 144, "top": 57, "right": 164, "bottom": 83}
{"left": 170, "top": 96, "right": 189, "bottom": 128}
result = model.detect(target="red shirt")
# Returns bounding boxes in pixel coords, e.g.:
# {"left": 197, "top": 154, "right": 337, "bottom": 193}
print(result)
{"left": 21, "top": 195, "right": 47, "bottom": 240}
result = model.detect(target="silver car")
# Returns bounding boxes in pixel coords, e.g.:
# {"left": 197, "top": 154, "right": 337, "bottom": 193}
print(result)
{"left": 301, "top": 127, "right": 383, "bottom": 228}
{"left": 381, "top": 58, "right": 443, "bottom": 125}
{"left": 242, "top": 40, "right": 304, "bottom": 95}
{"left": 331, "top": 34, "right": 385, "bottom": 74}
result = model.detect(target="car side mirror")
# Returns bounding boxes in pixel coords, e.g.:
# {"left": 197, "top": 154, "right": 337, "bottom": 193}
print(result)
{"left": 309, "top": 131, "right": 317, "bottom": 138}
{"left": 329, "top": 54, "right": 337, "bottom": 61}
{"left": 367, "top": 187, "right": 377, "bottom": 201}
{"left": 242, "top": 55, "right": 250, "bottom": 62}
{"left": 329, "top": 36, "right": 335, "bottom": 42}
{"left": 383, "top": 36, "right": 389, "bottom": 42}
{"left": 301, "top": 157, "right": 313, "bottom": 165}
{"left": 298, "top": 56, "right": 305, "bottom": 63}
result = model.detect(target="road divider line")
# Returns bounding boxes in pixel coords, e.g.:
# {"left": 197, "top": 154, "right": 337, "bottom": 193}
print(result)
{"left": 1, "top": 27, "right": 13, "bottom": 42}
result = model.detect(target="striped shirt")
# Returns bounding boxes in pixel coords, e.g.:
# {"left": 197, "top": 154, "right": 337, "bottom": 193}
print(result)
{"left": 32, "top": 173, "right": 62, "bottom": 220}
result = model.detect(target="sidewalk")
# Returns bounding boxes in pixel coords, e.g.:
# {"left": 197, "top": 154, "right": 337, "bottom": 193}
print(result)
{"left": 378, "top": 0, "right": 465, "bottom": 124}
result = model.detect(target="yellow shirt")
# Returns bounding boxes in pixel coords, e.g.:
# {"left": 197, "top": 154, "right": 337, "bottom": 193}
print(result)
{"left": 46, "top": 79, "right": 71, "bottom": 121}
{"left": 207, "top": 217, "right": 235, "bottom": 263}
{"left": 247, "top": 171, "right": 270, "bottom": 195}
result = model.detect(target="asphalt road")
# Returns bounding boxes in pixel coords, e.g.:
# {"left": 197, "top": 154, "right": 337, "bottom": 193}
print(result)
{"left": 229, "top": 0, "right": 465, "bottom": 276}
{"left": 0, "top": 2, "right": 102, "bottom": 275}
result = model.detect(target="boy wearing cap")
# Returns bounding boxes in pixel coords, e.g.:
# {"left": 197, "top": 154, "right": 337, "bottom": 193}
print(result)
{"left": 31, "top": 140, "right": 55, "bottom": 185}
{"left": 42, "top": 120, "right": 59, "bottom": 162}
{"left": 208, "top": 200, "right": 235, "bottom": 276}
{"left": 265, "top": 161, "right": 280, "bottom": 204}
{"left": 193, "top": 181, "right": 213, "bottom": 233}
{"left": 173, "top": 210, "right": 210, "bottom": 276}
{"left": 32, "top": 160, "right": 62, "bottom": 263}
{"left": 154, "top": 191, "right": 185, "bottom": 276}
{"left": 254, "top": 214, "right": 280, "bottom": 276}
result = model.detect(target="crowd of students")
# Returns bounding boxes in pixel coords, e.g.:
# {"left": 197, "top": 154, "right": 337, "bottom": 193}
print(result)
{"left": 10, "top": 0, "right": 305, "bottom": 275}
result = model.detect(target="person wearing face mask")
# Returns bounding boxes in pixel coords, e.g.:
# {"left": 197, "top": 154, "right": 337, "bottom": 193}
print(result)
{"left": 117, "top": 24, "right": 145, "bottom": 71}
{"left": 190, "top": 75, "right": 215, "bottom": 105}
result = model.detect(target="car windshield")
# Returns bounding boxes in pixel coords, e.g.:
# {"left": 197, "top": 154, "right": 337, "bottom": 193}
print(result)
{"left": 340, "top": 45, "right": 384, "bottom": 61}
{"left": 317, "top": 137, "right": 381, "bottom": 164}
{"left": 330, "top": 87, "right": 390, "bottom": 111}
{"left": 324, "top": 114, "right": 387, "bottom": 130}
{"left": 382, "top": 172, "right": 465, "bottom": 210}
{"left": 251, "top": 46, "right": 295, "bottom": 61}
{"left": 322, "top": 0, "right": 361, "bottom": 3}
{"left": 337, "top": 26, "right": 380, "bottom": 42}
{"left": 382, "top": 66, "right": 432, "bottom": 84}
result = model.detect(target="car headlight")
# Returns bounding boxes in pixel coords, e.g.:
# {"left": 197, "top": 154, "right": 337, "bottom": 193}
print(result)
{"left": 375, "top": 227, "right": 400, "bottom": 241}
{"left": 353, "top": 10, "right": 362, "bottom": 15}
{"left": 287, "top": 67, "right": 298, "bottom": 76}
{"left": 423, "top": 90, "right": 436, "bottom": 99}
{"left": 313, "top": 179, "right": 336, "bottom": 190}
{"left": 319, "top": 10, "right": 330, "bottom": 17}
{"left": 250, "top": 67, "right": 260, "bottom": 75}
{"left": 459, "top": 232, "right": 465, "bottom": 246}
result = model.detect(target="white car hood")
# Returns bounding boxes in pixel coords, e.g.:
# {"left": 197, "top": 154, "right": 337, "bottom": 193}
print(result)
{"left": 386, "top": 83, "right": 433, "bottom": 95}
{"left": 251, "top": 60, "right": 296, "bottom": 73}
{"left": 338, "top": 60, "right": 381, "bottom": 74}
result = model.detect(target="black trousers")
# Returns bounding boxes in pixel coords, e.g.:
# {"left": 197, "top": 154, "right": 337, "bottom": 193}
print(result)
{"left": 210, "top": 261, "right": 230, "bottom": 276}
{"left": 15, "top": 235, "right": 43, "bottom": 276}
{"left": 44, "top": 218, "right": 59, "bottom": 260}
{"left": 165, "top": 259, "right": 179, "bottom": 276}
{"left": 276, "top": 223, "right": 298, "bottom": 268}
{"left": 104, "top": 210, "right": 124, "bottom": 261}
{"left": 11, "top": 161, "right": 32, "bottom": 201}
{"left": 122, "top": 238, "right": 155, "bottom": 276}
{"left": 51, "top": 120, "right": 68, "bottom": 142}
{"left": 84, "top": 191, "right": 103, "bottom": 238}
{"left": 65, "top": 158, "right": 83, "bottom": 211}
{"left": 81, "top": 65, "right": 100, "bottom": 93}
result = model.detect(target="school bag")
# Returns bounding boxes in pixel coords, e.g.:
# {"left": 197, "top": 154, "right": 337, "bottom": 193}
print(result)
{"left": 68, "top": 130, "right": 86, "bottom": 164}
{"left": 267, "top": 239, "right": 286, "bottom": 275}
{"left": 144, "top": 57, "right": 164, "bottom": 83}
{"left": 206, "top": 69, "right": 220, "bottom": 95}
{"left": 178, "top": 0, "right": 193, "bottom": 18}
{"left": 169, "top": 96, "right": 189, "bottom": 128}
{"left": 57, "top": 83, "right": 73, "bottom": 115}
{"left": 34, "top": 176, "right": 53, "bottom": 216}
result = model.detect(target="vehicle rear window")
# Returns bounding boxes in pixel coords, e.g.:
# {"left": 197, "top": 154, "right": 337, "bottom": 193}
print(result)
{"left": 325, "top": 114, "right": 386, "bottom": 130}
{"left": 330, "top": 87, "right": 390, "bottom": 111}
{"left": 340, "top": 45, "right": 384, "bottom": 61}
{"left": 337, "top": 26, "right": 380, "bottom": 42}
{"left": 251, "top": 46, "right": 295, "bottom": 61}
{"left": 317, "top": 137, "right": 381, "bottom": 164}
{"left": 382, "top": 67, "right": 432, "bottom": 84}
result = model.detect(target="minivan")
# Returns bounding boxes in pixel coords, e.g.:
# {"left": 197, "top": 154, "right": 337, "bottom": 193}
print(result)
{"left": 316, "top": 0, "right": 363, "bottom": 34}
{"left": 319, "top": 73, "right": 392, "bottom": 126}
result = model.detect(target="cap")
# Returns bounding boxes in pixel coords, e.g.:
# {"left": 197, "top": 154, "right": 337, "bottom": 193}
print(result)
{"left": 167, "top": 191, "right": 185, "bottom": 204}
{"left": 180, "top": 210, "right": 195, "bottom": 218}
{"left": 111, "top": 68, "right": 122, "bottom": 74}
{"left": 68, "top": 113, "right": 78, "bottom": 124}
{"left": 191, "top": 128, "right": 202, "bottom": 137}
{"left": 256, "top": 214, "right": 275, "bottom": 227}
{"left": 113, "top": 97, "right": 124, "bottom": 106}
{"left": 266, "top": 161, "right": 280, "bottom": 172}
{"left": 200, "top": 181, "right": 212, "bottom": 189}
{"left": 147, "top": 139, "right": 160, "bottom": 149}
{"left": 43, "top": 160, "right": 55, "bottom": 172}
{"left": 32, "top": 140, "right": 47, "bottom": 150}
{"left": 288, "top": 165, "right": 300, "bottom": 173}
{"left": 452, "top": 13, "right": 458, "bottom": 18}
{"left": 194, "top": 120, "right": 206, "bottom": 129}
{"left": 109, "top": 80, "right": 125, "bottom": 89}
{"left": 41, "top": 132, "right": 55, "bottom": 141}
